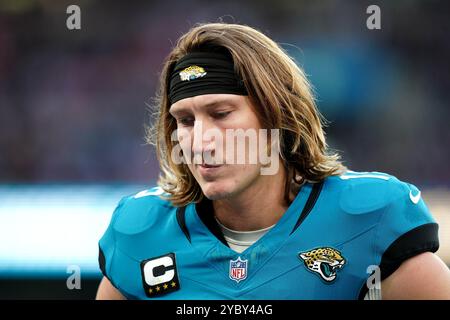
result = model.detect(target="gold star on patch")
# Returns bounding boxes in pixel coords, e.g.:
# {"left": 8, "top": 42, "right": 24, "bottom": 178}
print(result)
{"left": 163, "top": 283, "right": 168, "bottom": 290}
{"left": 156, "top": 286, "right": 160, "bottom": 292}
{"left": 171, "top": 281, "right": 177, "bottom": 287}
{"left": 148, "top": 288, "right": 153, "bottom": 294}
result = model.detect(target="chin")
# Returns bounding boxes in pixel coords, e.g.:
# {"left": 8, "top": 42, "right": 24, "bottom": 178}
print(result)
{"left": 200, "top": 181, "right": 235, "bottom": 200}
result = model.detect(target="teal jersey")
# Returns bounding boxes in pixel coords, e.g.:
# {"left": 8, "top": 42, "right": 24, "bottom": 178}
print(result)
{"left": 98, "top": 171, "right": 439, "bottom": 299}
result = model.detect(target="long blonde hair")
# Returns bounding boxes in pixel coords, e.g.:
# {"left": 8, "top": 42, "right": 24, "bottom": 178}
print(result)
{"left": 147, "top": 23, "right": 346, "bottom": 206}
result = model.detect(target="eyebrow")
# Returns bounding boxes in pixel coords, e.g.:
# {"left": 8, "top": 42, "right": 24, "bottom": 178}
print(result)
{"left": 169, "top": 98, "right": 236, "bottom": 116}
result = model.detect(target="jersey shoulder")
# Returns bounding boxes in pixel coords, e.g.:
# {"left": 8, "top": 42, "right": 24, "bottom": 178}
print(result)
{"left": 108, "top": 186, "right": 176, "bottom": 236}
{"left": 98, "top": 186, "right": 178, "bottom": 297}
{"left": 327, "top": 171, "right": 439, "bottom": 288}
{"left": 326, "top": 170, "right": 422, "bottom": 215}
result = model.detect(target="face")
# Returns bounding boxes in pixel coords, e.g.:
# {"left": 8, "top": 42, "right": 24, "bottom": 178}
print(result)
{"left": 169, "top": 94, "right": 270, "bottom": 200}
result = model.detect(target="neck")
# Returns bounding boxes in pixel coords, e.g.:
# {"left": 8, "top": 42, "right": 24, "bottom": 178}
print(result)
{"left": 212, "top": 166, "right": 290, "bottom": 231}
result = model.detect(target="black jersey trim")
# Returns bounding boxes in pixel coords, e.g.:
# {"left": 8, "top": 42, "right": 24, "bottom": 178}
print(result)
{"left": 98, "top": 245, "right": 139, "bottom": 299}
{"left": 98, "top": 245, "right": 108, "bottom": 279}
{"left": 176, "top": 206, "right": 191, "bottom": 243}
{"left": 289, "top": 181, "right": 324, "bottom": 235}
{"left": 379, "top": 222, "right": 439, "bottom": 280}
{"left": 358, "top": 222, "right": 439, "bottom": 300}
{"left": 176, "top": 201, "right": 228, "bottom": 245}
{"left": 98, "top": 245, "right": 119, "bottom": 290}
{"left": 177, "top": 182, "right": 324, "bottom": 247}
{"left": 196, "top": 199, "right": 230, "bottom": 247}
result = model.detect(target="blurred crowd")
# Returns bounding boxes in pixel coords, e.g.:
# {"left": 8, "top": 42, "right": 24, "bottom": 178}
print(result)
{"left": 0, "top": 0, "right": 449, "bottom": 186}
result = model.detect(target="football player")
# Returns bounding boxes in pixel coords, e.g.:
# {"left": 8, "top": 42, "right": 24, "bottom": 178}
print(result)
{"left": 96, "top": 23, "right": 450, "bottom": 300}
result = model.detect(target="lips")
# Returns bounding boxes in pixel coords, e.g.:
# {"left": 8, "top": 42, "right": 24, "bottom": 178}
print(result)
{"left": 197, "top": 163, "right": 223, "bottom": 176}
{"left": 199, "top": 164, "right": 222, "bottom": 168}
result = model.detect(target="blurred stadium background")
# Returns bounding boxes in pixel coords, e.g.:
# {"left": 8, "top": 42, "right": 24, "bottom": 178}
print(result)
{"left": 0, "top": 0, "right": 449, "bottom": 299}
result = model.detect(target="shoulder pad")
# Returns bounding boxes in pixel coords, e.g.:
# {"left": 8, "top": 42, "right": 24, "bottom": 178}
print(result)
{"left": 336, "top": 171, "right": 409, "bottom": 215}
{"left": 112, "top": 187, "right": 176, "bottom": 235}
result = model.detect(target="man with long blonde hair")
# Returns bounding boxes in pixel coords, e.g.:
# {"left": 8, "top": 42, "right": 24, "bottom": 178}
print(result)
{"left": 96, "top": 23, "right": 450, "bottom": 300}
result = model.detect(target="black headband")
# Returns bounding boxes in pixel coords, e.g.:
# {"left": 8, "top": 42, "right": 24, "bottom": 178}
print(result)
{"left": 168, "top": 51, "right": 248, "bottom": 104}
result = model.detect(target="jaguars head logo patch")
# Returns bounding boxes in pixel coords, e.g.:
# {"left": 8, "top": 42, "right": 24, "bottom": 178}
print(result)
{"left": 299, "top": 247, "right": 346, "bottom": 283}
{"left": 179, "top": 65, "right": 207, "bottom": 81}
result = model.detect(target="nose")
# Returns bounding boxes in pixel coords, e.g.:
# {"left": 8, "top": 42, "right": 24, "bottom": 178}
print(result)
{"left": 191, "top": 118, "right": 223, "bottom": 166}
{"left": 192, "top": 118, "right": 216, "bottom": 155}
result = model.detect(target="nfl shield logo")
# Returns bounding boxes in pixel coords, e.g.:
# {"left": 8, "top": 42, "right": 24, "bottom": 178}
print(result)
{"left": 229, "top": 257, "right": 248, "bottom": 283}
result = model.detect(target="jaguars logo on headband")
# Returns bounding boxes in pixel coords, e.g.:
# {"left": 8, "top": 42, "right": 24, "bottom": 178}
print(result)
{"left": 179, "top": 65, "right": 207, "bottom": 81}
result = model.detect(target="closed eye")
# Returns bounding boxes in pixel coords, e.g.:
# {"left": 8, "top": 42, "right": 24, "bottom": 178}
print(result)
{"left": 177, "top": 116, "right": 195, "bottom": 127}
{"left": 211, "top": 111, "right": 231, "bottom": 120}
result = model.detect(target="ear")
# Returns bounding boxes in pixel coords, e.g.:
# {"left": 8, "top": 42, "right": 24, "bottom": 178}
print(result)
{"left": 299, "top": 253, "right": 307, "bottom": 260}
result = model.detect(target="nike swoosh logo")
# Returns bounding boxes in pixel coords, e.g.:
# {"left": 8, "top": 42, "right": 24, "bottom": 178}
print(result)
{"left": 409, "top": 190, "right": 421, "bottom": 204}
